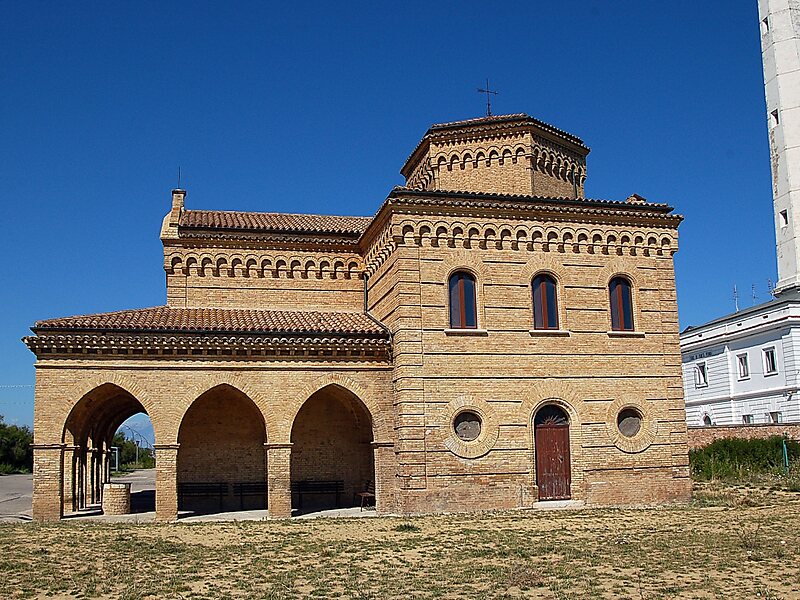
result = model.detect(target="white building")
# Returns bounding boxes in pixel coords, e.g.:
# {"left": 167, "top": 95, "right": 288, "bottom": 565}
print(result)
{"left": 681, "top": 300, "right": 800, "bottom": 426}
{"left": 680, "top": 0, "right": 800, "bottom": 426}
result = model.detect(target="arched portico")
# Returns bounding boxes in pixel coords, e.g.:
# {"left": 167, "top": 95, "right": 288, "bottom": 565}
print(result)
{"left": 60, "top": 383, "right": 152, "bottom": 516}
{"left": 262, "top": 379, "right": 393, "bottom": 518}
{"left": 176, "top": 384, "right": 267, "bottom": 515}
{"left": 289, "top": 383, "right": 375, "bottom": 513}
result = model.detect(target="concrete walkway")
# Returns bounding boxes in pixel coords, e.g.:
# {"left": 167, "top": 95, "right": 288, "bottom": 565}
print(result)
{"left": 3, "top": 469, "right": 583, "bottom": 524}
{"left": 70, "top": 505, "right": 379, "bottom": 523}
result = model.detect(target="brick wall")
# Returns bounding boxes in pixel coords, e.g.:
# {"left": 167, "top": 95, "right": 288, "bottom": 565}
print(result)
{"left": 177, "top": 385, "right": 267, "bottom": 512}
{"left": 687, "top": 424, "right": 800, "bottom": 450}
{"left": 363, "top": 208, "right": 689, "bottom": 512}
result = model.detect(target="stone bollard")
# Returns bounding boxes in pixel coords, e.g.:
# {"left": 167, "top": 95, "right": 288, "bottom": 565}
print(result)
{"left": 102, "top": 482, "right": 131, "bottom": 516}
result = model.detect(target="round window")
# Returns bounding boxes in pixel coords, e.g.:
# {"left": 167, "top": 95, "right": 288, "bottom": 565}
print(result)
{"left": 454, "top": 411, "right": 482, "bottom": 442}
{"left": 617, "top": 408, "right": 642, "bottom": 438}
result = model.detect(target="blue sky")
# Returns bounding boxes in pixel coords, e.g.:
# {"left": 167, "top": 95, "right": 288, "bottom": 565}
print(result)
{"left": 0, "top": 1, "right": 774, "bottom": 429}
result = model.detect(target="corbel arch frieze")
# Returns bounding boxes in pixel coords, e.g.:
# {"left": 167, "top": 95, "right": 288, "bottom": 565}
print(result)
{"left": 165, "top": 250, "right": 363, "bottom": 280}
{"left": 364, "top": 216, "right": 677, "bottom": 277}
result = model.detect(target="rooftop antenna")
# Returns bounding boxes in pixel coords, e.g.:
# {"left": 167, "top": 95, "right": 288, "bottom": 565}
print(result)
{"left": 733, "top": 284, "right": 740, "bottom": 312}
{"left": 477, "top": 78, "right": 498, "bottom": 117}
{"left": 177, "top": 166, "right": 181, "bottom": 189}
{"left": 752, "top": 284, "right": 757, "bottom": 306}
{"left": 768, "top": 278, "right": 776, "bottom": 297}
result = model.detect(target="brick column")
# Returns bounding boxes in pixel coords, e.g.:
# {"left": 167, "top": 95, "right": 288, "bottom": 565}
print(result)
{"left": 32, "top": 443, "right": 64, "bottom": 522}
{"left": 266, "top": 443, "right": 292, "bottom": 519}
{"left": 372, "top": 441, "right": 395, "bottom": 514}
{"left": 62, "top": 446, "right": 77, "bottom": 514}
{"left": 89, "top": 447, "right": 100, "bottom": 504}
{"left": 154, "top": 444, "right": 179, "bottom": 522}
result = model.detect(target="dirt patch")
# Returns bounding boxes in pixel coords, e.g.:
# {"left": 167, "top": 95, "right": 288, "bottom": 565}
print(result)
{"left": 0, "top": 482, "right": 798, "bottom": 599}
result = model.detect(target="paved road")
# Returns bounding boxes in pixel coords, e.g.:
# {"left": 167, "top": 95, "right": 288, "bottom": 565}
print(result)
{"left": 113, "top": 468, "right": 155, "bottom": 493}
{"left": 0, "top": 470, "right": 157, "bottom": 522}
{"left": 0, "top": 474, "right": 32, "bottom": 522}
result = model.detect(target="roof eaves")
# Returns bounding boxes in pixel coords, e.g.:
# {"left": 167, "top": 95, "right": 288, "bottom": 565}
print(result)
{"left": 387, "top": 187, "right": 678, "bottom": 215}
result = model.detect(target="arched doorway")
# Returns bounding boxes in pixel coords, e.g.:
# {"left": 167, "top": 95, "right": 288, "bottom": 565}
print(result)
{"left": 290, "top": 384, "right": 374, "bottom": 512}
{"left": 62, "top": 383, "right": 153, "bottom": 514}
{"left": 533, "top": 404, "right": 571, "bottom": 501}
{"left": 177, "top": 385, "right": 266, "bottom": 515}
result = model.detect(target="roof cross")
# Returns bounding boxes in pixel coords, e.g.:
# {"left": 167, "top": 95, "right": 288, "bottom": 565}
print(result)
{"left": 477, "top": 78, "right": 498, "bottom": 116}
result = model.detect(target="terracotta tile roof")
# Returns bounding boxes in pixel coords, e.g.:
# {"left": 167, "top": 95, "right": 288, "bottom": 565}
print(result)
{"left": 427, "top": 113, "right": 586, "bottom": 147}
{"left": 180, "top": 210, "right": 372, "bottom": 236}
{"left": 387, "top": 187, "right": 678, "bottom": 214}
{"left": 33, "top": 307, "right": 388, "bottom": 336}
{"left": 428, "top": 113, "right": 529, "bottom": 130}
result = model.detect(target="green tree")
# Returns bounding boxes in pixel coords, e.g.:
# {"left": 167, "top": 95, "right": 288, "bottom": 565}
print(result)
{"left": 111, "top": 432, "right": 154, "bottom": 470}
{"left": 0, "top": 415, "right": 33, "bottom": 474}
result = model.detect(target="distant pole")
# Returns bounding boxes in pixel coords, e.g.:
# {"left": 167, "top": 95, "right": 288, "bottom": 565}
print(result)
{"left": 177, "top": 166, "right": 181, "bottom": 189}
{"left": 477, "top": 79, "right": 499, "bottom": 117}
{"left": 783, "top": 436, "right": 790, "bottom": 475}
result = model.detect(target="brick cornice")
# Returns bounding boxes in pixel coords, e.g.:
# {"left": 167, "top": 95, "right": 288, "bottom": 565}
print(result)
{"left": 23, "top": 332, "right": 391, "bottom": 362}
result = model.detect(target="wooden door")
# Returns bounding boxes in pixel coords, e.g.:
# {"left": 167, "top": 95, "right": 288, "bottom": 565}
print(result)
{"left": 535, "top": 422, "right": 571, "bottom": 500}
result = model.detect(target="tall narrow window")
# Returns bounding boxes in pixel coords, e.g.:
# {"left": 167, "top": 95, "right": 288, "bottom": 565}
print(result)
{"left": 695, "top": 362, "right": 708, "bottom": 387}
{"left": 532, "top": 274, "right": 559, "bottom": 330}
{"left": 609, "top": 276, "right": 634, "bottom": 331}
{"left": 449, "top": 271, "right": 477, "bottom": 329}
{"left": 737, "top": 353, "right": 750, "bottom": 379}
{"left": 764, "top": 347, "right": 778, "bottom": 375}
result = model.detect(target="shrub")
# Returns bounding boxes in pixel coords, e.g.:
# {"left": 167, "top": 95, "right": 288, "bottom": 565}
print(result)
{"left": 690, "top": 436, "right": 800, "bottom": 482}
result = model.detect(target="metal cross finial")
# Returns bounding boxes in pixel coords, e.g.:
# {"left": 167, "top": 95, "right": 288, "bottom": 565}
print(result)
{"left": 477, "top": 78, "right": 498, "bottom": 116}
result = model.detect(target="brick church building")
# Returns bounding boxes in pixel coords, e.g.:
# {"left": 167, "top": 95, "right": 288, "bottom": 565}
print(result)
{"left": 26, "top": 113, "right": 691, "bottom": 521}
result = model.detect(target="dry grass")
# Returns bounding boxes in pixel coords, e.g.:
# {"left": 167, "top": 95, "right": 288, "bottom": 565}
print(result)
{"left": 1, "top": 482, "right": 799, "bottom": 599}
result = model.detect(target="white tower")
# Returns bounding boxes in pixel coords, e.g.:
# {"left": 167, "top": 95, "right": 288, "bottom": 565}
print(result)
{"left": 760, "top": 0, "right": 800, "bottom": 295}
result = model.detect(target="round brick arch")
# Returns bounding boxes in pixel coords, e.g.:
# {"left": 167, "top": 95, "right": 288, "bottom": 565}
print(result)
{"left": 57, "top": 374, "right": 160, "bottom": 446}
{"left": 277, "top": 374, "right": 387, "bottom": 444}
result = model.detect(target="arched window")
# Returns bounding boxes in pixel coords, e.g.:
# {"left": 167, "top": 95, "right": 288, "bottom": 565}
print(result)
{"left": 609, "top": 276, "right": 634, "bottom": 331}
{"left": 449, "top": 271, "right": 477, "bottom": 328}
{"left": 532, "top": 274, "right": 559, "bottom": 330}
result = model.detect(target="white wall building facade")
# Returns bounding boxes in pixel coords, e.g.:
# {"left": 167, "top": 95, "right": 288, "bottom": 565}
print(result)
{"left": 682, "top": 300, "right": 800, "bottom": 426}
{"left": 680, "top": 1, "right": 800, "bottom": 426}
